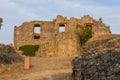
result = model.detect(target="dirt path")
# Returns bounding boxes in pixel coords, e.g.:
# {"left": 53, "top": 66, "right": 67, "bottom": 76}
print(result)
{"left": 16, "top": 69, "right": 72, "bottom": 80}
{"left": 0, "top": 57, "right": 74, "bottom": 80}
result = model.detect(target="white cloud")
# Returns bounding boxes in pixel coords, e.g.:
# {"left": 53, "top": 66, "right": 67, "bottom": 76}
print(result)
{"left": 0, "top": 0, "right": 120, "bottom": 44}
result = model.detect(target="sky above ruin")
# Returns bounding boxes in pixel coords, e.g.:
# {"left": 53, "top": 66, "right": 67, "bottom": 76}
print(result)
{"left": 0, "top": 0, "right": 120, "bottom": 44}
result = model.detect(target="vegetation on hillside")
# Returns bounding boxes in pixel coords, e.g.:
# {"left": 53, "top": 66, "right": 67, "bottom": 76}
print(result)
{"left": 19, "top": 45, "right": 39, "bottom": 56}
{"left": 0, "top": 17, "right": 3, "bottom": 29}
{"left": 76, "top": 24, "right": 93, "bottom": 46}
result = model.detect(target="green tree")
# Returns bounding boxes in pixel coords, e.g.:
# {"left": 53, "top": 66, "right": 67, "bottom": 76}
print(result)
{"left": 0, "top": 18, "right": 3, "bottom": 29}
{"left": 76, "top": 24, "right": 93, "bottom": 46}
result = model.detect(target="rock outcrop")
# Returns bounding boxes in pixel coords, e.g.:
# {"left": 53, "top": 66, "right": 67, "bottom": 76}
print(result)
{"left": 0, "top": 44, "right": 23, "bottom": 65}
{"left": 72, "top": 34, "right": 120, "bottom": 80}
{"left": 81, "top": 34, "right": 120, "bottom": 53}
{"left": 72, "top": 50, "right": 120, "bottom": 80}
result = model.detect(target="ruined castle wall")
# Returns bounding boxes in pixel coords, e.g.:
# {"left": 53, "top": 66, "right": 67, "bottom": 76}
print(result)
{"left": 68, "top": 18, "right": 78, "bottom": 32}
{"left": 55, "top": 32, "right": 80, "bottom": 56}
{"left": 36, "top": 21, "right": 56, "bottom": 56}
{"left": 14, "top": 22, "right": 40, "bottom": 50}
{"left": 36, "top": 15, "right": 81, "bottom": 57}
{"left": 36, "top": 32, "right": 81, "bottom": 57}
{"left": 92, "top": 26, "right": 110, "bottom": 35}
{"left": 36, "top": 38, "right": 56, "bottom": 57}
{"left": 80, "top": 15, "right": 94, "bottom": 25}
{"left": 77, "top": 15, "right": 110, "bottom": 36}
{"left": 14, "top": 15, "right": 111, "bottom": 57}
{"left": 14, "top": 21, "right": 55, "bottom": 50}
{"left": 92, "top": 21, "right": 111, "bottom": 36}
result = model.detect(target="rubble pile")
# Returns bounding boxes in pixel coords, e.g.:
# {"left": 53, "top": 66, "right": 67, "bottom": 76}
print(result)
{"left": 0, "top": 44, "right": 22, "bottom": 65}
{"left": 72, "top": 50, "right": 120, "bottom": 80}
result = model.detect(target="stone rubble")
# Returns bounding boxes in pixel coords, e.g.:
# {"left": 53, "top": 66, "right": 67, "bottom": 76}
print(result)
{"left": 72, "top": 50, "right": 120, "bottom": 80}
{"left": 0, "top": 44, "right": 23, "bottom": 65}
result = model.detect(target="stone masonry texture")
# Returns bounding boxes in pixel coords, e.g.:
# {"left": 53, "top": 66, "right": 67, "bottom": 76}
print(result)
{"left": 14, "top": 15, "right": 111, "bottom": 57}
{"left": 72, "top": 50, "right": 120, "bottom": 80}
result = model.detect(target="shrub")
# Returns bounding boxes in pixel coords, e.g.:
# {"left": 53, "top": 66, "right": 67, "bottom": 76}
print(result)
{"left": 19, "top": 45, "right": 39, "bottom": 56}
{"left": 76, "top": 24, "right": 93, "bottom": 46}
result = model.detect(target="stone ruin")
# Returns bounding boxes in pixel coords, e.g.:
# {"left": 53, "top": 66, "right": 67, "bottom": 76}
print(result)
{"left": 14, "top": 15, "right": 111, "bottom": 57}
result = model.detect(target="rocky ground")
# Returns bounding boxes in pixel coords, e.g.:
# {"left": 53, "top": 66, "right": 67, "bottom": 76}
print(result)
{"left": 0, "top": 44, "right": 22, "bottom": 65}
{"left": 72, "top": 34, "right": 120, "bottom": 80}
{"left": 81, "top": 34, "right": 120, "bottom": 53}
{"left": 1, "top": 34, "right": 120, "bottom": 80}
{"left": 0, "top": 57, "right": 74, "bottom": 80}
{"left": 72, "top": 50, "right": 120, "bottom": 80}
{"left": 0, "top": 44, "right": 75, "bottom": 80}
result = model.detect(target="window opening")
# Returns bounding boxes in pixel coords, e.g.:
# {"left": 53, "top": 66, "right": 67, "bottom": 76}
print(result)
{"left": 59, "top": 24, "right": 65, "bottom": 32}
{"left": 34, "top": 24, "right": 40, "bottom": 39}
{"left": 34, "top": 24, "right": 40, "bottom": 33}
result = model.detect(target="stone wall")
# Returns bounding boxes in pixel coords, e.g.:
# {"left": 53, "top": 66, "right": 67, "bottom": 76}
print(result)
{"left": 72, "top": 50, "right": 120, "bottom": 80}
{"left": 14, "top": 15, "right": 111, "bottom": 57}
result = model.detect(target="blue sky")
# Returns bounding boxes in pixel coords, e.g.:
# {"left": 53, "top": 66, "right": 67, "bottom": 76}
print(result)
{"left": 0, "top": 0, "right": 120, "bottom": 44}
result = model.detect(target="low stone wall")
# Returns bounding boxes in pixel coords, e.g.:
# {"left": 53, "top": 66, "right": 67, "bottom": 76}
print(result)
{"left": 72, "top": 50, "right": 120, "bottom": 80}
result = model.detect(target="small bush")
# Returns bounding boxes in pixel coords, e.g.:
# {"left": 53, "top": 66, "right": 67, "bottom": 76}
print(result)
{"left": 19, "top": 45, "right": 39, "bottom": 56}
{"left": 76, "top": 24, "right": 93, "bottom": 46}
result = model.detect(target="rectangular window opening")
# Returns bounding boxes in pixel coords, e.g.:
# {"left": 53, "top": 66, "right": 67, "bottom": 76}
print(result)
{"left": 59, "top": 24, "right": 65, "bottom": 32}
{"left": 34, "top": 35, "right": 40, "bottom": 39}
{"left": 34, "top": 24, "right": 40, "bottom": 34}
{"left": 34, "top": 24, "right": 40, "bottom": 39}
